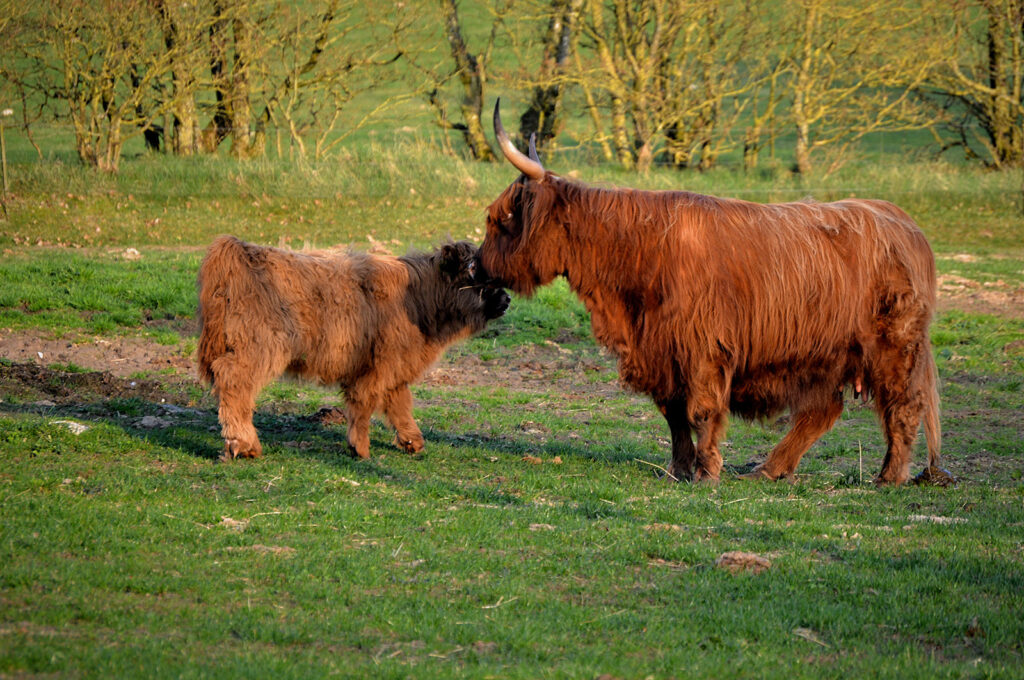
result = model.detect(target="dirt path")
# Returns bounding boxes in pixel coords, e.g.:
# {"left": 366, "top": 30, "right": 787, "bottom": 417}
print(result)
{"left": 0, "top": 283, "right": 1020, "bottom": 405}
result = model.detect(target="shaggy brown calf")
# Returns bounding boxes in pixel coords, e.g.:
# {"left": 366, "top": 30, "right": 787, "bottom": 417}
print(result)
{"left": 479, "top": 101, "right": 941, "bottom": 485}
{"left": 197, "top": 236, "right": 509, "bottom": 460}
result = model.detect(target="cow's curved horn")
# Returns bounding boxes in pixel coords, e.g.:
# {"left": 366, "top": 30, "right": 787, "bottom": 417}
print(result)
{"left": 493, "top": 99, "right": 545, "bottom": 181}
{"left": 528, "top": 132, "right": 540, "bottom": 163}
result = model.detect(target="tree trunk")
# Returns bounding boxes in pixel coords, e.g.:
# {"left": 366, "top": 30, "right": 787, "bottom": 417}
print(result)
{"left": 157, "top": 0, "right": 200, "bottom": 155}
{"left": 440, "top": 0, "right": 494, "bottom": 161}
{"left": 791, "top": 2, "right": 817, "bottom": 174}
{"left": 610, "top": 95, "right": 632, "bottom": 169}
{"left": 228, "top": 11, "right": 257, "bottom": 158}
{"left": 984, "top": 4, "right": 1022, "bottom": 167}
{"left": 201, "top": 2, "right": 231, "bottom": 153}
{"left": 518, "top": 0, "right": 582, "bottom": 148}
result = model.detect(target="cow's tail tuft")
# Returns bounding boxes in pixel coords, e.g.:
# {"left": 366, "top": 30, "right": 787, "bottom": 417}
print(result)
{"left": 197, "top": 236, "right": 250, "bottom": 385}
{"left": 921, "top": 346, "right": 942, "bottom": 469}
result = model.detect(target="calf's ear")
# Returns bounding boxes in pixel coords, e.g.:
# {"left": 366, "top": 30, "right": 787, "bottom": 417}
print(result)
{"left": 440, "top": 244, "right": 461, "bottom": 277}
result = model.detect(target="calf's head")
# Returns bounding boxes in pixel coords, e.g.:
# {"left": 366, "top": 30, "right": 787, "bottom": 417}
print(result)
{"left": 403, "top": 241, "right": 510, "bottom": 344}
{"left": 438, "top": 240, "right": 510, "bottom": 321}
{"left": 478, "top": 100, "right": 570, "bottom": 297}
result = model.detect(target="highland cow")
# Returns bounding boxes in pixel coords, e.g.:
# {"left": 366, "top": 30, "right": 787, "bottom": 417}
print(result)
{"left": 197, "top": 236, "right": 509, "bottom": 461}
{"left": 479, "top": 101, "right": 942, "bottom": 485}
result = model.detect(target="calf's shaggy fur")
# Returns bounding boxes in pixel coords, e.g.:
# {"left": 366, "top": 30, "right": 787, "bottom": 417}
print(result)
{"left": 197, "top": 236, "right": 509, "bottom": 460}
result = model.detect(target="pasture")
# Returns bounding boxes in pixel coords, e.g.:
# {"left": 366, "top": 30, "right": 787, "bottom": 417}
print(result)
{"left": 1, "top": 146, "right": 1023, "bottom": 678}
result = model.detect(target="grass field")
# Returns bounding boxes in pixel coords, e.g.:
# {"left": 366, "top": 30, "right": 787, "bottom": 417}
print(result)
{"left": 1, "top": 140, "right": 1023, "bottom": 678}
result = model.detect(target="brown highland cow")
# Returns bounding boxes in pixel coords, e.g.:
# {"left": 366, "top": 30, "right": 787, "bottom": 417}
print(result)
{"left": 479, "top": 101, "right": 942, "bottom": 485}
{"left": 197, "top": 236, "right": 509, "bottom": 461}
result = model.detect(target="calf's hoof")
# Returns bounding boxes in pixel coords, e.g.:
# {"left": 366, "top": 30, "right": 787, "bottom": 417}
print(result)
{"left": 220, "top": 439, "right": 262, "bottom": 462}
{"left": 347, "top": 442, "right": 371, "bottom": 460}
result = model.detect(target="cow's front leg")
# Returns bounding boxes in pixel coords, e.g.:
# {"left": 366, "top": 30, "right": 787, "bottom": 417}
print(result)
{"left": 384, "top": 385, "right": 425, "bottom": 454}
{"left": 657, "top": 398, "right": 695, "bottom": 481}
{"left": 686, "top": 372, "right": 729, "bottom": 483}
{"left": 690, "top": 408, "right": 726, "bottom": 483}
{"left": 344, "top": 396, "right": 376, "bottom": 459}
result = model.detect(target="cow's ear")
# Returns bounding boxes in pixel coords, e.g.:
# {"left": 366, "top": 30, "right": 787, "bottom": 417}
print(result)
{"left": 440, "top": 244, "right": 461, "bottom": 277}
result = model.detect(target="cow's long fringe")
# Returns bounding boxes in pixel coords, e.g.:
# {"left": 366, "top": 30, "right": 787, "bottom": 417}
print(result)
{"left": 481, "top": 172, "right": 942, "bottom": 483}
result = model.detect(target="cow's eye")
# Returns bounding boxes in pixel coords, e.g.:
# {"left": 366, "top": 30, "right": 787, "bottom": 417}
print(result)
{"left": 466, "top": 260, "right": 476, "bottom": 277}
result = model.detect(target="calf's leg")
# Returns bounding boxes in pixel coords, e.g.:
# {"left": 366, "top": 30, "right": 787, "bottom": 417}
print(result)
{"left": 384, "top": 385, "right": 425, "bottom": 453}
{"left": 211, "top": 354, "right": 264, "bottom": 460}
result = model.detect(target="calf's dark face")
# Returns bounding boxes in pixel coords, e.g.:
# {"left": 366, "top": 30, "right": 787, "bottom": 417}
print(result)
{"left": 438, "top": 242, "right": 510, "bottom": 322}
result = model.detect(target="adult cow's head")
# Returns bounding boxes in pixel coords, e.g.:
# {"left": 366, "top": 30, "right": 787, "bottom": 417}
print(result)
{"left": 479, "top": 99, "right": 571, "bottom": 297}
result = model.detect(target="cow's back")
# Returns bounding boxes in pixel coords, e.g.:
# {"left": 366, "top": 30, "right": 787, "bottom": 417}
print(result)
{"left": 648, "top": 194, "right": 935, "bottom": 417}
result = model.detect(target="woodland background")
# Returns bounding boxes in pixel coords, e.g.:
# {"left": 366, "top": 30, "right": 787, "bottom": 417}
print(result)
{"left": 0, "top": 0, "right": 1021, "bottom": 175}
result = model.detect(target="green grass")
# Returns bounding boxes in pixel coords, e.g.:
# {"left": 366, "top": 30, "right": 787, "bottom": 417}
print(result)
{"left": 1, "top": 384, "right": 1022, "bottom": 679}
{"left": 1, "top": 140, "right": 1023, "bottom": 677}
{"left": 2, "top": 143, "right": 1021, "bottom": 251}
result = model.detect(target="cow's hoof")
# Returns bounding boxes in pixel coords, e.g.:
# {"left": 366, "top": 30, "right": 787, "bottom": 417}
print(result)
{"left": 737, "top": 467, "right": 792, "bottom": 483}
{"left": 693, "top": 469, "right": 721, "bottom": 485}
{"left": 912, "top": 466, "right": 956, "bottom": 487}
{"left": 654, "top": 464, "right": 689, "bottom": 483}
{"left": 736, "top": 467, "right": 773, "bottom": 481}
{"left": 394, "top": 435, "right": 425, "bottom": 454}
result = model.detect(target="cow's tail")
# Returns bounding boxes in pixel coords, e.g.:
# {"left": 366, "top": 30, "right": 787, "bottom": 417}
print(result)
{"left": 921, "top": 346, "right": 942, "bottom": 469}
{"left": 197, "top": 236, "right": 250, "bottom": 386}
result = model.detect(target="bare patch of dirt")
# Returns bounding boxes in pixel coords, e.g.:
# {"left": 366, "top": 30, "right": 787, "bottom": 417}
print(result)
{"left": 0, "top": 328, "right": 194, "bottom": 378}
{"left": 936, "top": 273, "right": 1024, "bottom": 319}
{"left": 0, "top": 264, "right": 1018, "bottom": 403}
{"left": 0, "top": 361, "right": 179, "bottom": 406}
{"left": 422, "top": 343, "right": 620, "bottom": 394}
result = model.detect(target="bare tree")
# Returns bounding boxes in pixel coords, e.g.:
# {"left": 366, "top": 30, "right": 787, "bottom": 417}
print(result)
{"left": 574, "top": 0, "right": 758, "bottom": 171}
{"left": 784, "top": 0, "right": 935, "bottom": 175}
{"left": 921, "top": 0, "right": 1023, "bottom": 168}
{"left": 13, "top": 1, "right": 179, "bottom": 171}
{"left": 434, "top": 0, "right": 502, "bottom": 161}
{"left": 517, "top": 0, "right": 584, "bottom": 149}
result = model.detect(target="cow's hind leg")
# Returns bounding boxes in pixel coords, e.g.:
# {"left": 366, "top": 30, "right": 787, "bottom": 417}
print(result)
{"left": 211, "top": 355, "right": 264, "bottom": 461}
{"left": 872, "top": 344, "right": 929, "bottom": 485}
{"left": 657, "top": 398, "right": 695, "bottom": 481}
{"left": 384, "top": 385, "right": 425, "bottom": 454}
{"left": 746, "top": 395, "right": 843, "bottom": 481}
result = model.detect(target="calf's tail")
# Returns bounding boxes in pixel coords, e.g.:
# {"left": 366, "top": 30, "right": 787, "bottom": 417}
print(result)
{"left": 197, "top": 236, "right": 251, "bottom": 385}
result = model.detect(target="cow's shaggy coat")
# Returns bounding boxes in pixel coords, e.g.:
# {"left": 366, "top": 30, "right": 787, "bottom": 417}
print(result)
{"left": 479, "top": 102, "right": 940, "bottom": 484}
{"left": 197, "top": 236, "right": 509, "bottom": 460}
